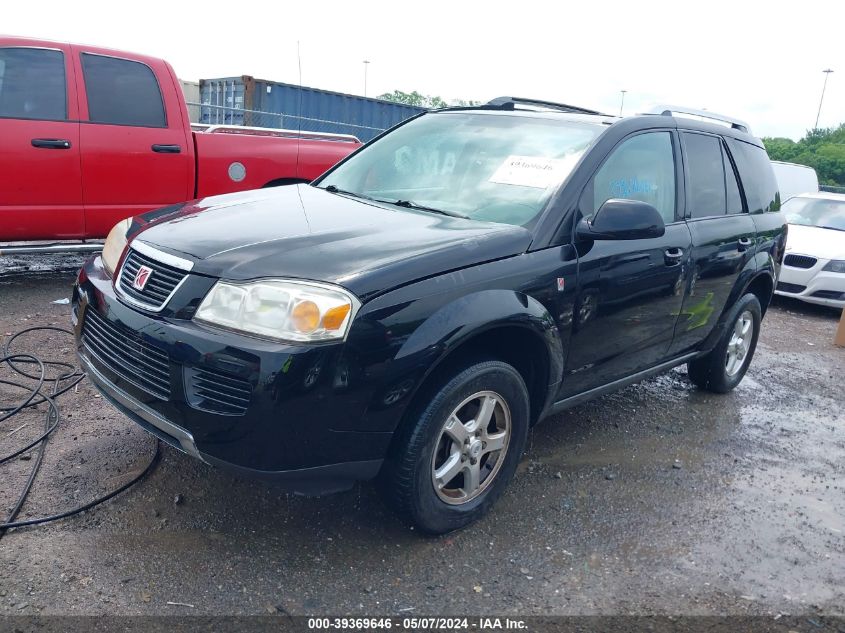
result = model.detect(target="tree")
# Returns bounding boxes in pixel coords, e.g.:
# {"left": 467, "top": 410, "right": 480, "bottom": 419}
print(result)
{"left": 450, "top": 98, "right": 482, "bottom": 107}
{"left": 763, "top": 124, "right": 845, "bottom": 187}
{"left": 377, "top": 90, "right": 478, "bottom": 109}
{"left": 763, "top": 137, "right": 799, "bottom": 162}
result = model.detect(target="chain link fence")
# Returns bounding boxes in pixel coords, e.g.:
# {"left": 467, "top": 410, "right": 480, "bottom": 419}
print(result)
{"left": 187, "top": 102, "right": 386, "bottom": 141}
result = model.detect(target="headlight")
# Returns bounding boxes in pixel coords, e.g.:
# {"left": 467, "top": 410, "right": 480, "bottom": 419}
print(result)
{"left": 195, "top": 279, "right": 360, "bottom": 343}
{"left": 822, "top": 260, "right": 845, "bottom": 274}
{"left": 101, "top": 218, "right": 132, "bottom": 277}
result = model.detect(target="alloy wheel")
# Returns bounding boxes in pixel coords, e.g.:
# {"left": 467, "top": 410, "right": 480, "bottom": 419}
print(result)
{"left": 430, "top": 391, "right": 511, "bottom": 505}
{"left": 725, "top": 310, "right": 754, "bottom": 376}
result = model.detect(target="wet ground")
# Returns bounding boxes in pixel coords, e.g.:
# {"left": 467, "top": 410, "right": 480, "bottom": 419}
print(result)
{"left": 0, "top": 250, "right": 89, "bottom": 276}
{"left": 0, "top": 259, "right": 843, "bottom": 616}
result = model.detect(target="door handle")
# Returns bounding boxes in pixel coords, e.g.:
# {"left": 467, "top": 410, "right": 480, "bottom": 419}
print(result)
{"left": 738, "top": 237, "right": 753, "bottom": 252}
{"left": 664, "top": 248, "right": 684, "bottom": 266}
{"left": 151, "top": 144, "right": 181, "bottom": 153}
{"left": 31, "top": 138, "right": 71, "bottom": 149}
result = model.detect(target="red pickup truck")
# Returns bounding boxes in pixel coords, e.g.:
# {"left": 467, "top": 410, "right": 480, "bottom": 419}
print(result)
{"left": 0, "top": 37, "right": 361, "bottom": 241}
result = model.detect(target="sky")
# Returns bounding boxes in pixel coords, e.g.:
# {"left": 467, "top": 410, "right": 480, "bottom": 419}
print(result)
{"left": 4, "top": 0, "right": 844, "bottom": 140}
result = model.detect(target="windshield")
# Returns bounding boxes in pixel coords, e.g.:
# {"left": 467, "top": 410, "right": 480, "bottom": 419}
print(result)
{"left": 782, "top": 196, "right": 845, "bottom": 231}
{"left": 316, "top": 112, "right": 603, "bottom": 227}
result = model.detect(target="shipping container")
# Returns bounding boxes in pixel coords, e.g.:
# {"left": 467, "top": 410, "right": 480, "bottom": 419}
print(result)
{"left": 180, "top": 79, "right": 201, "bottom": 122}
{"left": 198, "top": 76, "right": 426, "bottom": 142}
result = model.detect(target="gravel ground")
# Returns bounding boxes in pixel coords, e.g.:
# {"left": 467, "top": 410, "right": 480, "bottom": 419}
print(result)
{"left": 0, "top": 259, "right": 843, "bottom": 617}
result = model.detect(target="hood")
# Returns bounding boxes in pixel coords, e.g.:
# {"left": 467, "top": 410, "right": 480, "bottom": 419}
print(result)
{"left": 134, "top": 185, "right": 532, "bottom": 300}
{"left": 785, "top": 223, "right": 845, "bottom": 261}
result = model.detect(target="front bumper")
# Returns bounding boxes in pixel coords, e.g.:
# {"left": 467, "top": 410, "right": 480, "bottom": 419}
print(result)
{"left": 80, "top": 351, "right": 204, "bottom": 460}
{"left": 73, "top": 255, "right": 388, "bottom": 494}
{"left": 775, "top": 260, "right": 845, "bottom": 308}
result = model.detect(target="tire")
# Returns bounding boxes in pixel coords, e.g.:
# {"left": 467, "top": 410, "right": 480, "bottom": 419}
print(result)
{"left": 687, "top": 293, "right": 762, "bottom": 393}
{"left": 379, "top": 360, "right": 530, "bottom": 535}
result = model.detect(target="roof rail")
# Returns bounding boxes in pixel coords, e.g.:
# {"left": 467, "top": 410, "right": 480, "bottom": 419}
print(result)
{"left": 645, "top": 105, "right": 751, "bottom": 133}
{"left": 486, "top": 96, "right": 605, "bottom": 116}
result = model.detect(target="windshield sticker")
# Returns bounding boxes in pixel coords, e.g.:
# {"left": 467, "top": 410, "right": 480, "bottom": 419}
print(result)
{"left": 489, "top": 155, "right": 578, "bottom": 189}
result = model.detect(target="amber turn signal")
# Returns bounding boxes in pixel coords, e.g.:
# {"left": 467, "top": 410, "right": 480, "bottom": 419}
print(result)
{"left": 322, "top": 304, "right": 352, "bottom": 331}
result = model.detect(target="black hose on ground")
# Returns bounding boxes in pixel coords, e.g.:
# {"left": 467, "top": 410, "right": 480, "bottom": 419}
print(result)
{"left": 0, "top": 326, "right": 159, "bottom": 538}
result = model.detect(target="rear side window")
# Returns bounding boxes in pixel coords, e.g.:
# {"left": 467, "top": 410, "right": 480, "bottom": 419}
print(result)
{"left": 589, "top": 131, "right": 677, "bottom": 223}
{"left": 0, "top": 47, "right": 66, "bottom": 120}
{"left": 725, "top": 138, "right": 781, "bottom": 213}
{"left": 683, "top": 133, "right": 726, "bottom": 218}
{"left": 81, "top": 53, "right": 165, "bottom": 127}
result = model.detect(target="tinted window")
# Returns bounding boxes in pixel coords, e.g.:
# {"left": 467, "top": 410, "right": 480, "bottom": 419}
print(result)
{"left": 725, "top": 138, "right": 780, "bottom": 213}
{"left": 724, "top": 144, "right": 744, "bottom": 214}
{"left": 590, "top": 132, "right": 677, "bottom": 223}
{"left": 81, "top": 53, "right": 165, "bottom": 127}
{"left": 0, "top": 47, "right": 66, "bottom": 120}
{"left": 683, "top": 133, "right": 726, "bottom": 218}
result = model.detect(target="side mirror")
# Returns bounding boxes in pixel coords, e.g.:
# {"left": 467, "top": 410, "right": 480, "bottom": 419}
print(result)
{"left": 576, "top": 199, "right": 666, "bottom": 241}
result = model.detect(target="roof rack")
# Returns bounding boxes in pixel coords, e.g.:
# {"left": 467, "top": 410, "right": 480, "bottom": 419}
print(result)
{"left": 645, "top": 105, "right": 750, "bottom": 134}
{"left": 486, "top": 96, "right": 605, "bottom": 116}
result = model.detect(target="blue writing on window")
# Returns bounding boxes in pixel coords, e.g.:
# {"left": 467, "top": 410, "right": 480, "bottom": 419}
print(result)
{"left": 609, "top": 177, "right": 655, "bottom": 198}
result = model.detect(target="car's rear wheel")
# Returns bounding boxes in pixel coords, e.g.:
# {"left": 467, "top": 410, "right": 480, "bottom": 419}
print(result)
{"left": 380, "top": 360, "right": 529, "bottom": 534}
{"left": 687, "top": 293, "right": 762, "bottom": 393}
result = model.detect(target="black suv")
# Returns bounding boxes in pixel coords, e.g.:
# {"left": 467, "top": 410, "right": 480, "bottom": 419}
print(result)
{"left": 73, "top": 98, "right": 786, "bottom": 534}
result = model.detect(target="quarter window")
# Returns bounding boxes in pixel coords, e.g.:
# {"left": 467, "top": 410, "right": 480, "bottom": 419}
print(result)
{"left": 81, "top": 53, "right": 165, "bottom": 127}
{"left": 0, "top": 47, "right": 66, "bottom": 120}
{"left": 589, "top": 132, "right": 677, "bottom": 223}
{"left": 725, "top": 138, "right": 781, "bottom": 213}
{"left": 683, "top": 133, "right": 727, "bottom": 218}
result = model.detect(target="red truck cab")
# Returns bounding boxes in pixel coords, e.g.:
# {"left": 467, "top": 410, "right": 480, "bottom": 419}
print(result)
{"left": 0, "top": 37, "right": 360, "bottom": 241}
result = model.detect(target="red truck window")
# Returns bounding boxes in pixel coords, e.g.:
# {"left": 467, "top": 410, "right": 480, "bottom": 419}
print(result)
{"left": 80, "top": 53, "right": 166, "bottom": 128}
{"left": 0, "top": 47, "right": 66, "bottom": 121}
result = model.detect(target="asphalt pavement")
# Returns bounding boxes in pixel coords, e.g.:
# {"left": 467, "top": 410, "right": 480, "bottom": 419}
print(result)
{"left": 0, "top": 260, "right": 842, "bottom": 616}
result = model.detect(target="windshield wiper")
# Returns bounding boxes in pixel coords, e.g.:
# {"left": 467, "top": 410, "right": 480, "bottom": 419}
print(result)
{"left": 820, "top": 225, "right": 845, "bottom": 232}
{"left": 392, "top": 199, "right": 470, "bottom": 219}
{"left": 322, "top": 186, "right": 470, "bottom": 219}
{"left": 322, "top": 184, "right": 380, "bottom": 203}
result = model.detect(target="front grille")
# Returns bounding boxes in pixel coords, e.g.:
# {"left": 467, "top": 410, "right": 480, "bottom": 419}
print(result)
{"left": 811, "top": 290, "right": 844, "bottom": 300}
{"left": 82, "top": 308, "right": 171, "bottom": 399}
{"left": 784, "top": 254, "right": 818, "bottom": 269}
{"left": 186, "top": 366, "right": 252, "bottom": 416}
{"left": 776, "top": 281, "right": 807, "bottom": 294}
{"left": 118, "top": 249, "right": 188, "bottom": 310}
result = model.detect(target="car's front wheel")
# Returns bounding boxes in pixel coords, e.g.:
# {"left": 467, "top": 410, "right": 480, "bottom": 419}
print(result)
{"left": 380, "top": 360, "right": 530, "bottom": 534}
{"left": 687, "top": 293, "right": 762, "bottom": 393}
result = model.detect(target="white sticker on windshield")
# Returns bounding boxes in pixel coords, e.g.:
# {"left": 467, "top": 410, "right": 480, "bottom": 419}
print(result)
{"left": 489, "top": 154, "right": 578, "bottom": 189}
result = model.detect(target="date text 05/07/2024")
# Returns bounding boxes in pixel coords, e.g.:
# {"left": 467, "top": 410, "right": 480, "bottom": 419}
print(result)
{"left": 306, "top": 617, "right": 528, "bottom": 630}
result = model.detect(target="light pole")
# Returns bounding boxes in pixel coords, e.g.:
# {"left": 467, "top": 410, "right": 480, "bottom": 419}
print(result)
{"left": 363, "top": 60, "right": 370, "bottom": 97}
{"left": 815, "top": 69, "right": 833, "bottom": 130}
{"left": 619, "top": 90, "right": 627, "bottom": 117}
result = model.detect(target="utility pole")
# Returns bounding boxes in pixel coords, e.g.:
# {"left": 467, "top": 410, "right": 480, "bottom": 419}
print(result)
{"left": 363, "top": 60, "right": 370, "bottom": 98}
{"left": 815, "top": 69, "right": 834, "bottom": 129}
{"left": 619, "top": 90, "right": 627, "bottom": 117}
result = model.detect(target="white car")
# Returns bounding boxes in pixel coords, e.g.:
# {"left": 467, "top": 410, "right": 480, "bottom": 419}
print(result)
{"left": 776, "top": 192, "right": 845, "bottom": 308}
